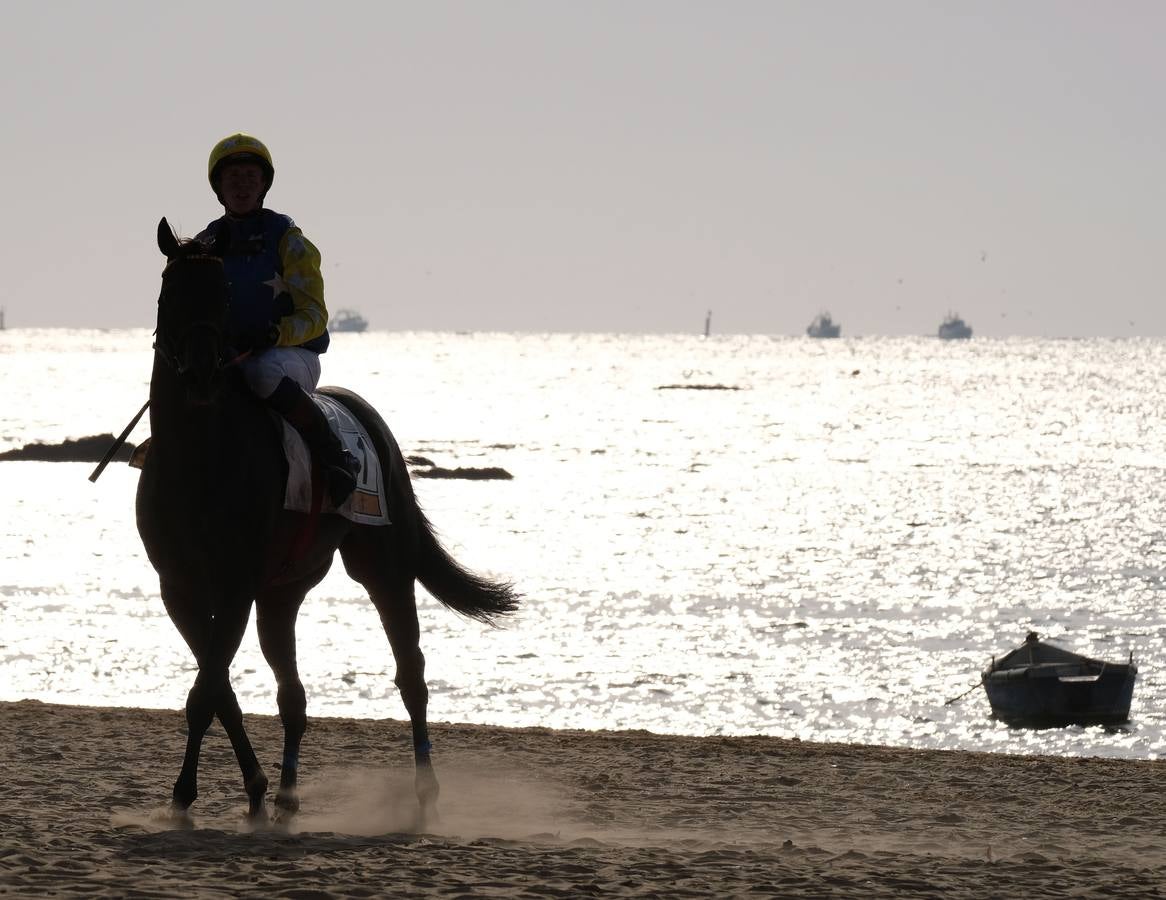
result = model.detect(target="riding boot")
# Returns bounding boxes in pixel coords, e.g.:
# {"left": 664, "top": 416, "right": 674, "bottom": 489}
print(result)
{"left": 267, "top": 378, "right": 359, "bottom": 507}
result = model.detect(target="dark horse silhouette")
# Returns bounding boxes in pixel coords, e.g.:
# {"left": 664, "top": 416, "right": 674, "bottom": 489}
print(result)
{"left": 137, "top": 218, "right": 518, "bottom": 824}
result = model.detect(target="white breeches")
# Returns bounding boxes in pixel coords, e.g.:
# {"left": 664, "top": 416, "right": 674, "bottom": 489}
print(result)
{"left": 239, "top": 347, "right": 321, "bottom": 399}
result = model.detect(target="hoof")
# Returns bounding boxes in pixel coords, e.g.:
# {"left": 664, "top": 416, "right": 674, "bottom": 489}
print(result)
{"left": 274, "top": 789, "right": 300, "bottom": 813}
{"left": 172, "top": 779, "right": 198, "bottom": 812}
{"left": 244, "top": 770, "right": 269, "bottom": 819}
{"left": 416, "top": 767, "right": 439, "bottom": 803}
{"left": 245, "top": 791, "right": 269, "bottom": 824}
{"left": 165, "top": 803, "right": 195, "bottom": 830}
{"left": 419, "top": 798, "right": 440, "bottom": 831}
{"left": 273, "top": 789, "right": 300, "bottom": 825}
{"left": 416, "top": 769, "right": 440, "bottom": 830}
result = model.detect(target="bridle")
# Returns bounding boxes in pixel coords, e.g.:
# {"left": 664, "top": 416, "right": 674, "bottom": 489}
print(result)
{"left": 154, "top": 253, "right": 233, "bottom": 377}
{"left": 155, "top": 320, "right": 227, "bottom": 376}
{"left": 91, "top": 223, "right": 245, "bottom": 482}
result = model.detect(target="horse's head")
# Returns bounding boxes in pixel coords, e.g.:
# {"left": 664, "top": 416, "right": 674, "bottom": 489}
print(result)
{"left": 155, "top": 217, "right": 232, "bottom": 405}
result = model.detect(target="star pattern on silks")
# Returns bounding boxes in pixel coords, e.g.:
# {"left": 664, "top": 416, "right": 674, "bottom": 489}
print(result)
{"left": 264, "top": 273, "right": 290, "bottom": 297}
{"left": 284, "top": 234, "right": 307, "bottom": 261}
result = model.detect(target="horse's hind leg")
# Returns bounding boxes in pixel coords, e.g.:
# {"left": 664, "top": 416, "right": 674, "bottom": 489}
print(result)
{"left": 380, "top": 580, "right": 440, "bottom": 825}
{"left": 255, "top": 578, "right": 319, "bottom": 820}
{"left": 341, "top": 534, "right": 439, "bottom": 825}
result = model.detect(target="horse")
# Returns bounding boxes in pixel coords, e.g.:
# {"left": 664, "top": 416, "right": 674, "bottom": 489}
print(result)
{"left": 136, "top": 217, "right": 518, "bottom": 824}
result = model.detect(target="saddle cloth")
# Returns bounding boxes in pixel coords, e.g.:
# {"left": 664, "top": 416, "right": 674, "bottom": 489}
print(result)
{"left": 280, "top": 394, "right": 390, "bottom": 525}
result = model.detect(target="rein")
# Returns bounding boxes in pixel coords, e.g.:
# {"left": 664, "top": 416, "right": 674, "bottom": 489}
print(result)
{"left": 90, "top": 347, "right": 252, "bottom": 481}
{"left": 153, "top": 320, "right": 228, "bottom": 375}
{"left": 94, "top": 252, "right": 230, "bottom": 482}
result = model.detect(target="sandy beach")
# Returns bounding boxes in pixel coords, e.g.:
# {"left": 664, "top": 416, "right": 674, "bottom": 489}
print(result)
{"left": 1, "top": 700, "right": 1164, "bottom": 898}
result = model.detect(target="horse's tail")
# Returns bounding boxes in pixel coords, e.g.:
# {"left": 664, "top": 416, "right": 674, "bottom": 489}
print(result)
{"left": 414, "top": 505, "right": 520, "bottom": 625}
{"left": 318, "top": 386, "right": 520, "bottom": 626}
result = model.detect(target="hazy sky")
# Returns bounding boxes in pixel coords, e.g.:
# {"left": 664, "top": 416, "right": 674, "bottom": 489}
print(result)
{"left": 2, "top": 1, "right": 1162, "bottom": 336}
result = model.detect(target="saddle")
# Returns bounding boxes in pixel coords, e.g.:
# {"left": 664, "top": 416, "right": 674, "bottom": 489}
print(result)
{"left": 129, "top": 394, "right": 390, "bottom": 526}
{"left": 281, "top": 394, "right": 390, "bottom": 525}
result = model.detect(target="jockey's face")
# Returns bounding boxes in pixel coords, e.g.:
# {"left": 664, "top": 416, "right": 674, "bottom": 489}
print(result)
{"left": 219, "top": 160, "right": 265, "bottom": 216}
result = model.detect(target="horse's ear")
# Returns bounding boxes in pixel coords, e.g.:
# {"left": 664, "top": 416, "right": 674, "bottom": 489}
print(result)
{"left": 157, "top": 217, "right": 180, "bottom": 260}
{"left": 209, "top": 220, "right": 231, "bottom": 258}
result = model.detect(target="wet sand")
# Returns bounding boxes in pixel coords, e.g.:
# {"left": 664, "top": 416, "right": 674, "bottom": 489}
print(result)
{"left": 1, "top": 699, "right": 1164, "bottom": 898}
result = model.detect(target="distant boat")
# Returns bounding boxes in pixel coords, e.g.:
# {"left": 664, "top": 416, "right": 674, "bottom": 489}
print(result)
{"left": 981, "top": 632, "right": 1137, "bottom": 727}
{"left": 938, "top": 313, "right": 972, "bottom": 340}
{"left": 806, "top": 312, "right": 840, "bottom": 338}
{"left": 330, "top": 309, "right": 368, "bottom": 333}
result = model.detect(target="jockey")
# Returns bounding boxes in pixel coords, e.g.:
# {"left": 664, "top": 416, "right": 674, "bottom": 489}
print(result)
{"left": 199, "top": 133, "right": 358, "bottom": 506}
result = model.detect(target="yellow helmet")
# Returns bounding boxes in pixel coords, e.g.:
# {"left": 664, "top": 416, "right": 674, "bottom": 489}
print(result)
{"left": 208, "top": 133, "right": 275, "bottom": 200}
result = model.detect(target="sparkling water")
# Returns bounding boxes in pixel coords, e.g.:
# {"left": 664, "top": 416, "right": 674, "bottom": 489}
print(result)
{"left": 2, "top": 328, "right": 1164, "bottom": 759}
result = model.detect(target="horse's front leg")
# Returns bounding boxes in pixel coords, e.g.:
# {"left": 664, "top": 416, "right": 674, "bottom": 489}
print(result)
{"left": 166, "top": 586, "right": 267, "bottom": 821}
{"left": 172, "top": 669, "right": 215, "bottom": 815}
{"left": 256, "top": 586, "right": 314, "bottom": 822}
{"left": 173, "top": 670, "right": 268, "bottom": 821}
{"left": 218, "top": 678, "right": 269, "bottom": 821}
{"left": 272, "top": 681, "right": 306, "bottom": 819}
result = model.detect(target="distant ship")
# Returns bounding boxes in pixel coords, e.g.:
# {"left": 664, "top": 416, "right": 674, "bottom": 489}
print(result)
{"left": 937, "top": 313, "right": 972, "bottom": 340}
{"left": 329, "top": 309, "right": 368, "bottom": 333}
{"left": 806, "top": 312, "right": 841, "bottom": 338}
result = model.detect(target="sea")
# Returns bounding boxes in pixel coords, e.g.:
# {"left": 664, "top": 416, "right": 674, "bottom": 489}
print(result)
{"left": 3, "top": 328, "right": 1166, "bottom": 761}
